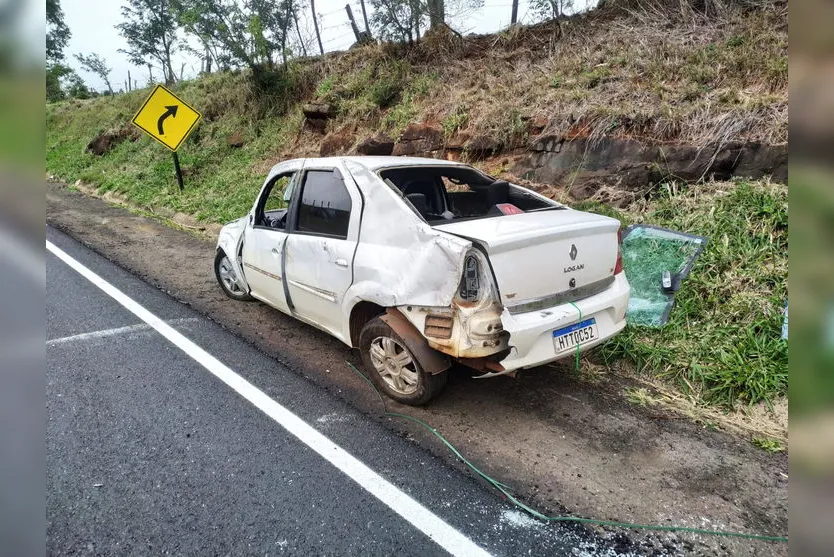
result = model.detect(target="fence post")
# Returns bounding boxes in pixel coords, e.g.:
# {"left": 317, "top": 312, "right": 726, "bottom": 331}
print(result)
{"left": 311, "top": 0, "right": 325, "bottom": 55}
{"left": 345, "top": 4, "right": 361, "bottom": 42}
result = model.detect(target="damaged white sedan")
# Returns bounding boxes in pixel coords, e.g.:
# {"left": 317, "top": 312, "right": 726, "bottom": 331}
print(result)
{"left": 215, "top": 156, "right": 630, "bottom": 404}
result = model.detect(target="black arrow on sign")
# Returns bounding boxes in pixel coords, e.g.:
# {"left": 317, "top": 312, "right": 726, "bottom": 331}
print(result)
{"left": 157, "top": 105, "right": 179, "bottom": 135}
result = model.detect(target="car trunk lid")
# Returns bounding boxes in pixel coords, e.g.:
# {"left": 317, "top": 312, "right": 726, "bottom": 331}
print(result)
{"left": 436, "top": 210, "right": 620, "bottom": 311}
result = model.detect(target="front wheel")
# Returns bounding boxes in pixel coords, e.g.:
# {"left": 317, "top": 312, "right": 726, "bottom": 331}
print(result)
{"left": 214, "top": 250, "right": 252, "bottom": 301}
{"left": 359, "top": 317, "right": 448, "bottom": 405}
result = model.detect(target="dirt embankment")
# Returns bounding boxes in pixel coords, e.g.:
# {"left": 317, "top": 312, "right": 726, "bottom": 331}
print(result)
{"left": 47, "top": 183, "right": 788, "bottom": 556}
{"left": 47, "top": 3, "right": 787, "bottom": 222}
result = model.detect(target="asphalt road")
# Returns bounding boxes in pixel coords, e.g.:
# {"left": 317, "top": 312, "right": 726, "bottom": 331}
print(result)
{"left": 46, "top": 225, "right": 635, "bottom": 557}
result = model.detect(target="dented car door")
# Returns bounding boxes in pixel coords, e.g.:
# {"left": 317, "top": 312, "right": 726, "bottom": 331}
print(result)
{"left": 241, "top": 165, "right": 302, "bottom": 313}
{"left": 283, "top": 165, "right": 361, "bottom": 341}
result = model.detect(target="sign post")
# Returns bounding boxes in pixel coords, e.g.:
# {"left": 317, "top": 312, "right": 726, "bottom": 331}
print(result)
{"left": 131, "top": 84, "right": 202, "bottom": 191}
{"left": 172, "top": 152, "right": 184, "bottom": 191}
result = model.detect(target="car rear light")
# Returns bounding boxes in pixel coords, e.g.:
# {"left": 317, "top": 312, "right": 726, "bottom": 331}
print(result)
{"left": 614, "top": 228, "right": 624, "bottom": 275}
{"left": 458, "top": 254, "right": 481, "bottom": 301}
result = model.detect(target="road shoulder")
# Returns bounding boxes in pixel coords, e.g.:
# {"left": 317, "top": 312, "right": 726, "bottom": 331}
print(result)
{"left": 47, "top": 182, "right": 788, "bottom": 556}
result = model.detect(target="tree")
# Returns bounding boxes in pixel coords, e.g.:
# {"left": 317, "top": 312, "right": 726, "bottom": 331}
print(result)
{"left": 172, "top": 0, "right": 232, "bottom": 71}
{"left": 529, "top": 0, "right": 573, "bottom": 20}
{"left": 47, "top": 0, "right": 74, "bottom": 102}
{"left": 117, "top": 0, "right": 180, "bottom": 85}
{"left": 172, "top": 0, "right": 296, "bottom": 71}
{"left": 47, "top": 0, "right": 71, "bottom": 64}
{"left": 75, "top": 53, "right": 114, "bottom": 94}
{"left": 370, "top": 0, "right": 426, "bottom": 44}
{"left": 64, "top": 71, "right": 96, "bottom": 99}
{"left": 46, "top": 64, "right": 71, "bottom": 102}
{"left": 370, "top": 0, "right": 481, "bottom": 43}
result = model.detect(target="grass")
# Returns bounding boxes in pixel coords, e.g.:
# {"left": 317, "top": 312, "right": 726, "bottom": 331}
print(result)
{"left": 597, "top": 179, "right": 788, "bottom": 407}
{"left": 752, "top": 436, "right": 785, "bottom": 453}
{"left": 46, "top": 73, "right": 298, "bottom": 223}
{"left": 441, "top": 104, "right": 469, "bottom": 138}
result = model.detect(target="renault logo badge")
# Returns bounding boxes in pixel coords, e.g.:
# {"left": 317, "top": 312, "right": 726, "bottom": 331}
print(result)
{"left": 569, "top": 244, "right": 578, "bottom": 261}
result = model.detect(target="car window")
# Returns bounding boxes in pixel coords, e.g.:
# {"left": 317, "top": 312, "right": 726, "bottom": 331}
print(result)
{"left": 257, "top": 171, "right": 296, "bottom": 229}
{"left": 295, "top": 169, "right": 352, "bottom": 238}
{"left": 264, "top": 175, "right": 293, "bottom": 213}
{"left": 379, "top": 166, "right": 559, "bottom": 223}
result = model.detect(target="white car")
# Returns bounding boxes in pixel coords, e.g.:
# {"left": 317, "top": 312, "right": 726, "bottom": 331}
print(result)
{"left": 215, "top": 156, "right": 630, "bottom": 404}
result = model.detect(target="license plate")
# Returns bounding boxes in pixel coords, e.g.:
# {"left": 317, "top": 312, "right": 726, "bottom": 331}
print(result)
{"left": 552, "top": 318, "right": 598, "bottom": 352}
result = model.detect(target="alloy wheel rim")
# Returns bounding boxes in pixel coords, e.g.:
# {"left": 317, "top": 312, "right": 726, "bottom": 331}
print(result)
{"left": 369, "top": 336, "right": 419, "bottom": 395}
{"left": 218, "top": 257, "right": 242, "bottom": 294}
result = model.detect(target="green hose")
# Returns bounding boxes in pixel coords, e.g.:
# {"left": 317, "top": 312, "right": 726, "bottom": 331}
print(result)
{"left": 344, "top": 361, "right": 788, "bottom": 544}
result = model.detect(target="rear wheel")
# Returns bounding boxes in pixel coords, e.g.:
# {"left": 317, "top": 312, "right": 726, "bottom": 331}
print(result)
{"left": 359, "top": 317, "right": 448, "bottom": 405}
{"left": 214, "top": 250, "right": 252, "bottom": 301}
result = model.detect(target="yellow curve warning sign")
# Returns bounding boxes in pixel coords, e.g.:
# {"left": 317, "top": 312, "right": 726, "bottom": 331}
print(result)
{"left": 132, "top": 84, "right": 202, "bottom": 151}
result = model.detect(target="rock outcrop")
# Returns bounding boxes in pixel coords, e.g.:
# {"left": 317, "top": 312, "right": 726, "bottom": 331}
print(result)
{"left": 86, "top": 127, "right": 139, "bottom": 156}
{"left": 320, "top": 131, "right": 355, "bottom": 156}
{"left": 391, "top": 124, "right": 443, "bottom": 156}
{"left": 355, "top": 134, "right": 395, "bottom": 156}
{"left": 512, "top": 136, "right": 787, "bottom": 200}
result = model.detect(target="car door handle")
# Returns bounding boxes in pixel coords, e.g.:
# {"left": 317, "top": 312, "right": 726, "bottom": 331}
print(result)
{"left": 271, "top": 248, "right": 280, "bottom": 256}
{"left": 335, "top": 258, "right": 348, "bottom": 268}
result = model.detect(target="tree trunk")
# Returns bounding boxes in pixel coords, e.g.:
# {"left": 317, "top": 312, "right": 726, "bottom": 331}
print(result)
{"left": 428, "top": 0, "right": 444, "bottom": 29}
{"left": 310, "top": 0, "right": 324, "bottom": 55}
{"left": 165, "top": 53, "right": 176, "bottom": 85}
{"left": 359, "top": 0, "right": 371, "bottom": 36}
{"left": 292, "top": 9, "right": 308, "bottom": 57}
{"left": 410, "top": 0, "right": 421, "bottom": 39}
{"left": 511, "top": 0, "right": 519, "bottom": 24}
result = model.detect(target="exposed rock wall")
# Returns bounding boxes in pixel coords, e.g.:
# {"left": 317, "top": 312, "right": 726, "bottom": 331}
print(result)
{"left": 303, "top": 116, "right": 787, "bottom": 199}
{"left": 513, "top": 136, "right": 787, "bottom": 199}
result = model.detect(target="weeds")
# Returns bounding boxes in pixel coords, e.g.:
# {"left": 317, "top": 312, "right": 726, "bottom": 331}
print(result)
{"left": 369, "top": 77, "right": 402, "bottom": 108}
{"left": 752, "top": 436, "right": 785, "bottom": 453}
{"left": 442, "top": 104, "right": 469, "bottom": 137}
{"left": 494, "top": 108, "right": 528, "bottom": 150}
{"left": 315, "top": 75, "right": 335, "bottom": 99}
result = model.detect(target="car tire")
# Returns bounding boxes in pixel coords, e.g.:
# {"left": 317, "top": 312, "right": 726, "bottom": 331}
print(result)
{"left": 214, "top": 250, "right": 252, "bottom": 301}
{"left": 358, "top": 316, "right": 448, "bottom": 405}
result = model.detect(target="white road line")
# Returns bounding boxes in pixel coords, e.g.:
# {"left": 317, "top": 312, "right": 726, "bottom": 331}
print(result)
{"left": 46, "top": 240, "right": 492, "bottom": 557}
{"left": 47, "top": 318, "right": 201, "bottom": 346}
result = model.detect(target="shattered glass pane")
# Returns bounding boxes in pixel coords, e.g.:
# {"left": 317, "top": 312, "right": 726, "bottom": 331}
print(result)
{"left": 621, "top": 225, "right": 707, "bottom": 327}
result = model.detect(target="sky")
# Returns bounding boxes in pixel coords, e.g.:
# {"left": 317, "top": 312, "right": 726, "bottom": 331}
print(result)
{"left": 61, "top": 0, "right": 593, "bottom": 92}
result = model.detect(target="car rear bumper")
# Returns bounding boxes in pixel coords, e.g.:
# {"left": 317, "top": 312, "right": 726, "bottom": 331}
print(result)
{"left": 500, "top": 273, "right": 630, "bottom": 371}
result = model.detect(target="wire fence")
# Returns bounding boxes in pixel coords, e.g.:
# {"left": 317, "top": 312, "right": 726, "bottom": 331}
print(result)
{"left": 106, "top": 0, "right": 593, "bottom": 92}
{"left": 305, "top": 0, "right": 573, "bottom": 56}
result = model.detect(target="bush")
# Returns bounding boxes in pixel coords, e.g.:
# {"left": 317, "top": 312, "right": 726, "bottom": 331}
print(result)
{"left": 369, "top": 76, "right": 402, "bottom": 108}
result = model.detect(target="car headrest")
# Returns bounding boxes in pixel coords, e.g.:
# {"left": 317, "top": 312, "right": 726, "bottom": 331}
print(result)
{"left": 485, "top": 180, "right": 510, "bottom": 206}
{"left": 405, "top": 193, "right": 429, "bottom": 218}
